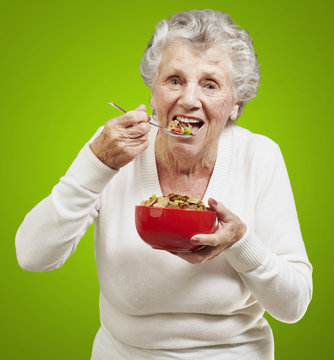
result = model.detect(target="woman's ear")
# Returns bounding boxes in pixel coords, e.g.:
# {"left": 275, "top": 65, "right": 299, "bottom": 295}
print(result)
{"left": 229, "top": 102, "right": 240, "bottom": 121}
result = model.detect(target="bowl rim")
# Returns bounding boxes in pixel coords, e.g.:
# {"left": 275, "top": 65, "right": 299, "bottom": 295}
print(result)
{"left": 135, "top": 205, "right": 215, "bottom": 214}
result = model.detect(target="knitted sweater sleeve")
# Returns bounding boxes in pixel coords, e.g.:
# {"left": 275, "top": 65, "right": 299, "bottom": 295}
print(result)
{"left": 15, "top": 131, "right": 117, "bottom": 272}
{"left": 223, "top": 143, "right": 313, "bottom": 323}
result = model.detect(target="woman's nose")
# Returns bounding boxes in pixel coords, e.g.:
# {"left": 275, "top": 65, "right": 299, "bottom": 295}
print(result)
{"left": 178, "top": 83, "right": 201, "bottom": 110}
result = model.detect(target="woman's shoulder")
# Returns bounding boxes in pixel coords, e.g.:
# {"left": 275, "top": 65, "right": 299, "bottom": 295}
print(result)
{"left": 231, "top": 124, "right": 280, "bottom": 154}
{"left": 226, "top": 124, "right": 282, "bottom": 166}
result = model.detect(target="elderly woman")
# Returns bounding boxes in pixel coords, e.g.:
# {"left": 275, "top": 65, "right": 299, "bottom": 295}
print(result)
{"left": 16, "top": 9, "right": 312, "bottom": 360}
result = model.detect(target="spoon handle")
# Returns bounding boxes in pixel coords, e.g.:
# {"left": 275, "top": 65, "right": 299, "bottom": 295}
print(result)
{"left": 108, "top": 102, "right": 127, "bottom": 113}
{"left": 148, "top": 121, "right": 163, "bottom": 129}
{"left": 108, "top": 101, "right": 193, "bottom": 138}
{"left": 108, "top": 101, "right": 162, "bottom": 128}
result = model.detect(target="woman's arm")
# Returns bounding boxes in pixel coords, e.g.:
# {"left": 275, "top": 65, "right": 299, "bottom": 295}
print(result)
{"left": 15, "top": 143, "right": 116, "bottom": 272}
{"left": 223, "top": 144, "right": 312, "bottom": 323}
{"left": 16, "top": 105, "right": 151, "bottom": 272}
{"left": 174, "top": 143, "right": 312, "bottom": 323}
{"left": 224, "top": 230, "right": 312, "bottom": 323}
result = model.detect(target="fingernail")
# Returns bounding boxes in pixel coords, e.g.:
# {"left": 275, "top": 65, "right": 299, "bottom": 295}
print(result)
{"left": 190, "top": 236, "right": 200, "bottom": 243}
{"left": 210, "top": 198, "right": 217, "bottom": 206}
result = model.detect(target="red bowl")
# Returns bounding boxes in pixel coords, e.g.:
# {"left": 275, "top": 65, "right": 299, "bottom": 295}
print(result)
{"left": 135, "top": 205, "right": 216, "bottom": 252}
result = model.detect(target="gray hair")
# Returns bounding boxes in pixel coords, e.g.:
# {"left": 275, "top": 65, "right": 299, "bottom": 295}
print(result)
{"left": 139, "top": 9, "right": 260, "bottom": 118}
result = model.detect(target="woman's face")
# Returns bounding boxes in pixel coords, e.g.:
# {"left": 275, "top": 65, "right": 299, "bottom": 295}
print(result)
{"left": 150, "top": 41, "right": 239, "bottom": 161}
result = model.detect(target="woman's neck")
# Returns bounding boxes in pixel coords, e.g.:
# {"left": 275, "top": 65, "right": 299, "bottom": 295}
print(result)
{"left": 154, "top": 134, "right": 218, "bottom": 176}
{"left": 154, "top": 135, "right": 218, "bottom": 198}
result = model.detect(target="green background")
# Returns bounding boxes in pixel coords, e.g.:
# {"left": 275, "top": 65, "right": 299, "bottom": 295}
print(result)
{"left": 1, "top": 0, "right": 332, "bottom": 358}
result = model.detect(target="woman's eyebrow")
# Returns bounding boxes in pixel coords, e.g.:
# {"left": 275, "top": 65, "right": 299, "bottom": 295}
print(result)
{"left": 165, "top": 67, "right": 184, "bottom": 76}
{"left": 166, "top": 68, "right": 223, "bottom": 79}
{"left": 201, "top": 71, "right": 218, "bottom": 78}
{"left": 198, "top": 71, "right": 224, "bottom": 82}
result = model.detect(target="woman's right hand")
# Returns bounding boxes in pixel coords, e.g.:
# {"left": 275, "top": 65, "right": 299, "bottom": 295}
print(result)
{"left": 90, "top": 104, "right": 151, "bottom": 170}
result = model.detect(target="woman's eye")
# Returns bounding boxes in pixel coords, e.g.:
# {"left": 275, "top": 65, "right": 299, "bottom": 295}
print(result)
{"left": 204, "top": 82, "right": 218, "bottom": 90}
{"left": 168, "top": 78, "right": 180, "bottom": 86}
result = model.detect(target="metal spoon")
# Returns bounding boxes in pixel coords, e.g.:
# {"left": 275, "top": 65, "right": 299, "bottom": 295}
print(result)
{"left": 108, "top": 101, "right": 194, "bottom": 138}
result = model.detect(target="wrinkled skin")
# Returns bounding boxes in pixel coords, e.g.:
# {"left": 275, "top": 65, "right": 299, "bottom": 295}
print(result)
{"left": 170, "top": 198, "right": 247, "bottom": 264}
{"left": 90, "top": 104, "right": 151, "bottom": 170}
{"left": 150, "top": 41, "right": 239, "bottom": 165}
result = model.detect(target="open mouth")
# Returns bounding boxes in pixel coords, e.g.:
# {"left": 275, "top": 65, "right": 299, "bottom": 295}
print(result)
{"left": 169, "top": 116, "right": 205, "bottom": 134}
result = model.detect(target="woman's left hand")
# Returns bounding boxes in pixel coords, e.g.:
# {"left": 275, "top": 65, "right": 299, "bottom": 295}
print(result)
{"left": 171, "top": 198, "right": 247, "bottom": 264}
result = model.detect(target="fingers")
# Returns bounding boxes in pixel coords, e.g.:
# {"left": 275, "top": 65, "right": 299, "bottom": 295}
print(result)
{"left": 134, "top": 104, "right": 147, "bottom": 112}
{"left": 170, "top": 200, "right": 247, "bottom": 265}
{"left": 190, "top": 230, "right": 227, "bottom": 248}
{"left": 208, "top": 198, "right": 232, "bottom": 221}
{"left": 124, "top": 121, "right": 151, "bottom": 139}
{"left": 173, "top": 248, "right": 211, "bottom": 264}
{"left": 89, "top": 104, "right": 151, "bottom": 170}
{"left": 114, "top": 104, "right": 150, "bottom": 128}
{"left": 172, "top": 245, "right": 224, "bottom": 264}
{"left": 104, "top": 103, "right": 151, "bottom": 140}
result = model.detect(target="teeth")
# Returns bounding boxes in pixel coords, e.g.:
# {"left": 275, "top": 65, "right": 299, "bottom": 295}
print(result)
{"left": 175, "top": 116, "right": 201, "bottom": 123}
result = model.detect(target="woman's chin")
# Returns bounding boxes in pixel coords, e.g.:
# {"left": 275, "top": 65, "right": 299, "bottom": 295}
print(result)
{"left": 168, "top": 137, "right": 206, "bottom": 160}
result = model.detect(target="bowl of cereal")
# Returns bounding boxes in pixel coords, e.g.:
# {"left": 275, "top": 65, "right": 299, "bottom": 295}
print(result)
{"left": 135, "top": 193, "right": 216, "bottom": 252}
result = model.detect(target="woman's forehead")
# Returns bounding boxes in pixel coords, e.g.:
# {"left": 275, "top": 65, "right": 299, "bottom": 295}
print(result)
{"left": 159, "top": 42, "right": 230, "bottom": 76}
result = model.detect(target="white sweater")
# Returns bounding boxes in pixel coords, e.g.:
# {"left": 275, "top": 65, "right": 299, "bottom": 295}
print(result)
{"left": 15, "top": 124, "right": 312, "bottom": 359}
